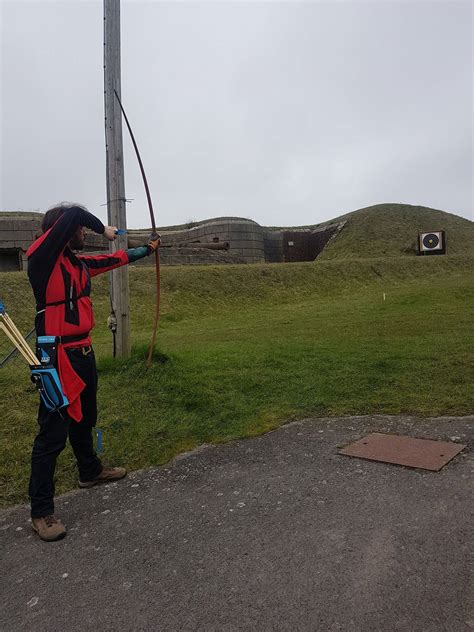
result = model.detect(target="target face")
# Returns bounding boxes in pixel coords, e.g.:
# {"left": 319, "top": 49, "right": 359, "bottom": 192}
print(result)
{"left": 422, "top": 233, "right": 440, "bottom": 249}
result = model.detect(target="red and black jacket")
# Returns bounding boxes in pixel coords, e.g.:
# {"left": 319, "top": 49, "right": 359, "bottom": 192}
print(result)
{"left": 26, "top": 207, "right": 136, "bottom": 421}
{"left": 27, "top": 207, "right": 134, "bottom": 346}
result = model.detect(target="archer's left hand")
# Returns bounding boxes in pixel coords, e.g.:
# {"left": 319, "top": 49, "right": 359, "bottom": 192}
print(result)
{"left": 148, "top": 232, "right": 161, "bottom": 252}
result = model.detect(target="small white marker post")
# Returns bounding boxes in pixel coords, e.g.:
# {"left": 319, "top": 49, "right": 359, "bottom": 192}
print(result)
{"left": 383, "top": 293, "right": 386, "bottom": 301}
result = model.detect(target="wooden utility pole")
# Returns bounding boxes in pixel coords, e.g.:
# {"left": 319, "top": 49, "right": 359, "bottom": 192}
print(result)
{"left": 103, "top": 0, "right": 131, "bottom": 357}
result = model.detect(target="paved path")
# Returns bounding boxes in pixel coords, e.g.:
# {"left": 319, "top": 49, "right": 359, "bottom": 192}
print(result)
{"left": 1, "top": 415, "right": 472, "bottom": 631}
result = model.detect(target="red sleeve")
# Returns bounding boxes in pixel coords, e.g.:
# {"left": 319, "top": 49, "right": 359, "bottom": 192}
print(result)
{"left": 78, "top": 250, "right": 130, "bottom": 278}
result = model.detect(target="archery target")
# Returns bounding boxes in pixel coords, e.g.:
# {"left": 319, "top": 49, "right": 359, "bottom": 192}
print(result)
{"left": 418, "top": 231, "right": 445, "bottom": 254}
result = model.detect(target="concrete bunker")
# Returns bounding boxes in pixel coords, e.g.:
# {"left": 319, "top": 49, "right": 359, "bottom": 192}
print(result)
{"left": 0, "top": 212, "right": 345, "bottom": 268}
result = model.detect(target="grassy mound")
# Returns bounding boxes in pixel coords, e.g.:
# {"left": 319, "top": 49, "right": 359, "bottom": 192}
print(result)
{"left": 0, "top": 255, "right": 473, "bottom": 506}
{"left": 316, "top": 203, "right": 473, "bottom": 260}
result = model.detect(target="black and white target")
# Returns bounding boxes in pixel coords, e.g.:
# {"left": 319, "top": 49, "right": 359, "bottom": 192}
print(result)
{"left": 418, "top": 231, "right": 445, "bottom": 255}
{"left": 422, "top": 233, "right": 440, "bottom": 249}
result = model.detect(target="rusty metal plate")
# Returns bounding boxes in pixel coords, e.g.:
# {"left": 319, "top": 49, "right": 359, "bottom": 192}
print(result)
{"left": 339, "top": 433, "right": 466, "bottom": 471}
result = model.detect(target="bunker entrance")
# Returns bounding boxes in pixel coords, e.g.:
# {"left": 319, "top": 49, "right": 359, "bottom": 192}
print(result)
{"left": 0, "top": 250, "right": 22, "bottom": 272}
{"left": 282, "top": 227, "right": 339, "bottom": 263}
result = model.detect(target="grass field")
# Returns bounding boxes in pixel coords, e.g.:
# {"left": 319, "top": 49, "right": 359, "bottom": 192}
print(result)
{"left": 0, "top": 254, "right": 473, "bottom": 506}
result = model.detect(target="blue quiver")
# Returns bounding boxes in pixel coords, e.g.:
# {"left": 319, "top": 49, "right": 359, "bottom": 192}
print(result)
{"left": 30, "top": 336, "right": 69, "bottom": 412}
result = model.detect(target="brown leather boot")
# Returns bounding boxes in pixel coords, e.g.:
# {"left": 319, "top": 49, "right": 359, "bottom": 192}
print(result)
{"left": 79, "top": 466, "right": 127, "bottom": 488}
{"left": 31, "top": 515, "right": 66, "bottom": 541}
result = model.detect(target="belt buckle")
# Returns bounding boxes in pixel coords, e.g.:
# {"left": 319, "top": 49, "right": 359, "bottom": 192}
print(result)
{"left": 82, "top": 346, "right": 92, "bottom": 356}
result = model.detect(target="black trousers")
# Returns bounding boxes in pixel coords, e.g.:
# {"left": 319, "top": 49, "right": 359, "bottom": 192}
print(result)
{"left": 29, "top": 347, "right": 103, "bottom": 518}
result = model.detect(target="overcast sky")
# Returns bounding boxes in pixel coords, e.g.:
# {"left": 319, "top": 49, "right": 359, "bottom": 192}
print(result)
{"left": 0, "top": 0, "right": 472, "bottom": 229}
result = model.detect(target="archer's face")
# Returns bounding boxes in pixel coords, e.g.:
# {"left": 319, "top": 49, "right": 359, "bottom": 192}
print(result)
{"left": 69, "top": 226, "right": 86, "bottom": 250}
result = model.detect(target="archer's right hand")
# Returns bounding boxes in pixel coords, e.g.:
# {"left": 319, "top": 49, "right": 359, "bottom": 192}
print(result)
{"left": 104, "top": 226, "right": 118, "bottom": 241}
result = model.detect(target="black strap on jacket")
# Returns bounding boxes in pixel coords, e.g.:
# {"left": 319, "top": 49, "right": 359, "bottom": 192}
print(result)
{"left": 36, "top": 288, "right": 88, "bottom": 314}
{"left": 56, "top": 333, "right": 91, "bottom": 344}
{"left": 36, "top": 333, "right": 91, "bottom": 345}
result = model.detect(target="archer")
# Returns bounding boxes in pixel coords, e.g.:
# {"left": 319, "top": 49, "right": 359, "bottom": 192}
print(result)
{"left": 26, "top": 202, "right": 159, "bottom": 541}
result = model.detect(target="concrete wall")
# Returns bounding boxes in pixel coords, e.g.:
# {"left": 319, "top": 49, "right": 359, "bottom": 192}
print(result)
{"left": 84, "top": 217, "right": 265, "bottom": 264}
{"left": 157, "top": 217, "right": 266, "bottom": 264}
{"left": 0, "top": 216, "right": 40, "bottom": 249}
{"left": 0, "top": 215, "right": 41, "bottom": 271}
{"left": 0, "top": 213, "right": 345, "bottom": 269}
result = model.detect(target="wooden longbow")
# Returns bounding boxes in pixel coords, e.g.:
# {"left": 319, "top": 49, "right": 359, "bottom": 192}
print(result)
{"left": 114, "top": 89, "right": 160, "bottom": 368}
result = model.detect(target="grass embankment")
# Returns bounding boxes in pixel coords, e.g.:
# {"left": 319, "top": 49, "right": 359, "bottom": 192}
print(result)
{"left": 319, "top": 204, "right": 474, "bottom": 259}
{"left": 0, "top": 255, "right": 473, "bottom": 506}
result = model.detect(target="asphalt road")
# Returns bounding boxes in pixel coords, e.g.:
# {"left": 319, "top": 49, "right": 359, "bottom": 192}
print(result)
{"left": 1, "top": 415, "right": 472, "bottom": 632}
